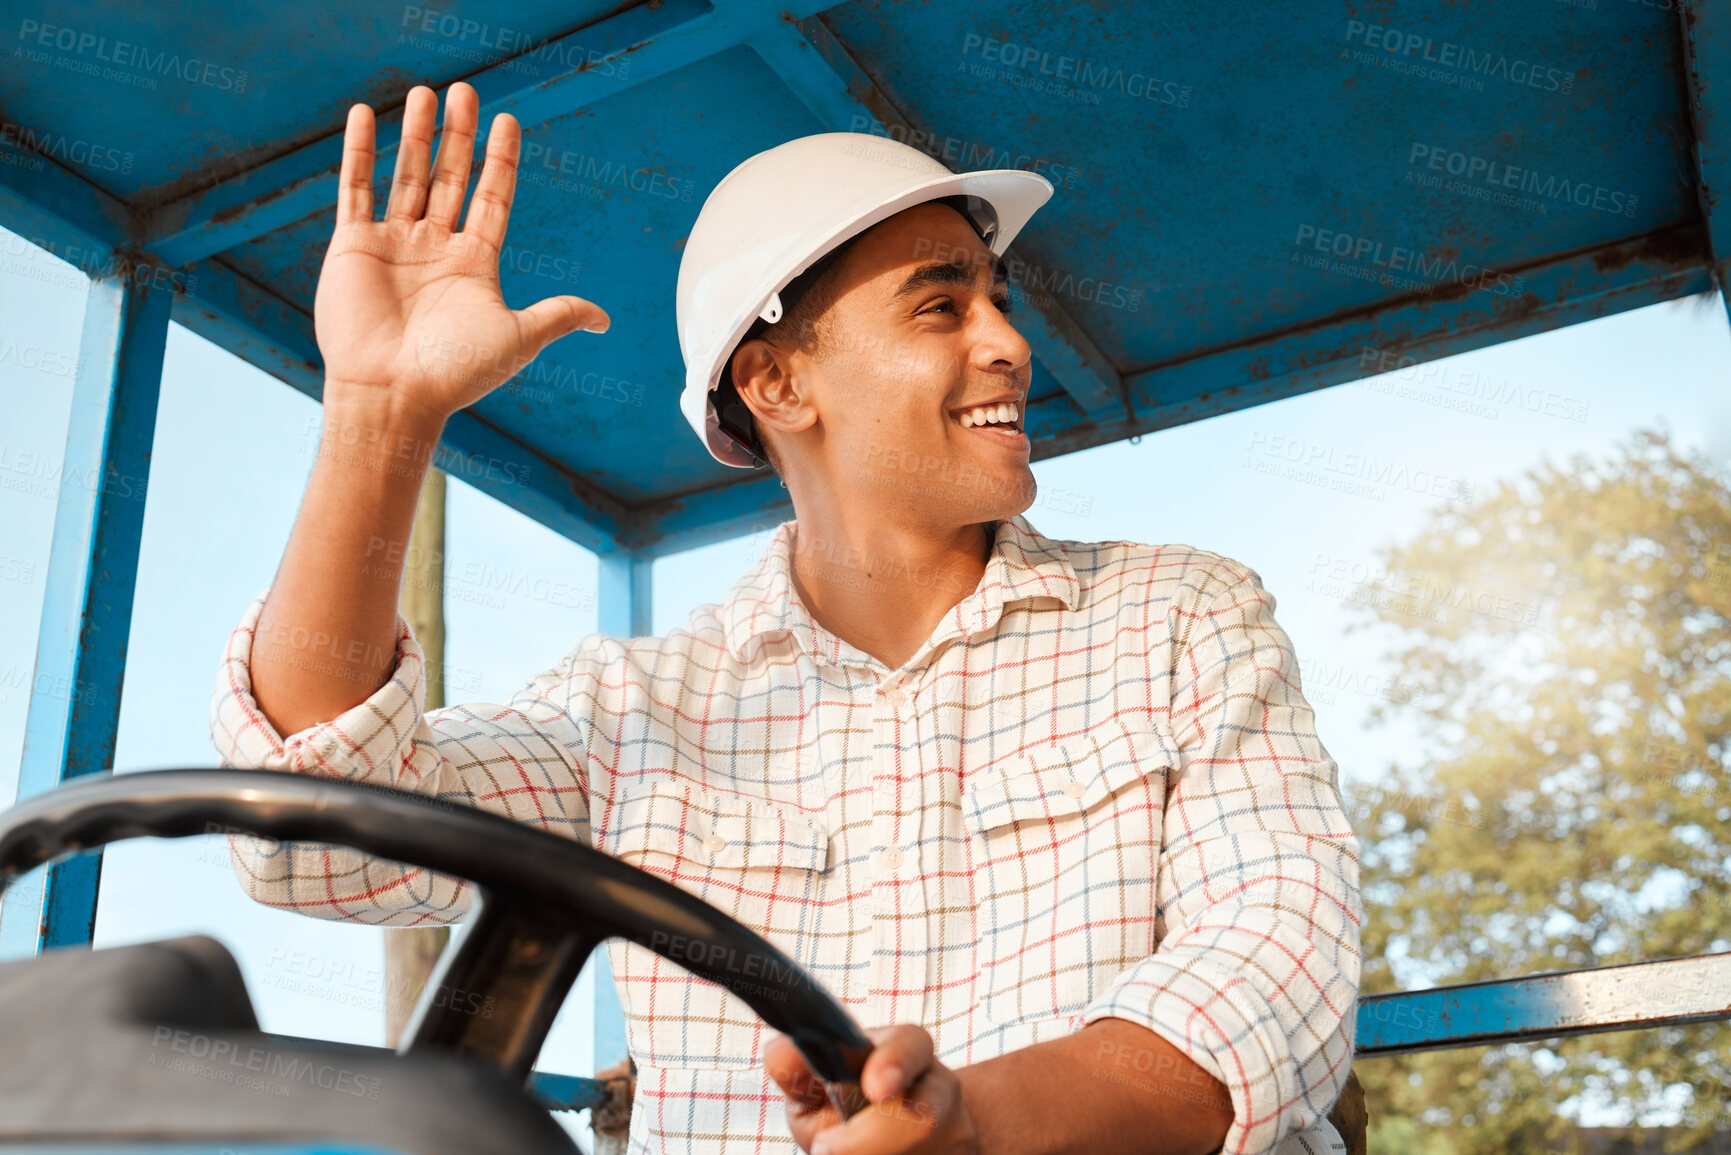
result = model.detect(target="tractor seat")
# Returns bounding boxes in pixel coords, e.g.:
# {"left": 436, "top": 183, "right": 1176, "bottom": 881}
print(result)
{"left": 0, "top": 935, "right": 578, "bottom": 1154}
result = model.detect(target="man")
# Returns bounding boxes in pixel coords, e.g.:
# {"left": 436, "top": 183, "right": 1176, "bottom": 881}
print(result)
{"left": 213, "top": 81, "right": 1362, "bottom": 1154}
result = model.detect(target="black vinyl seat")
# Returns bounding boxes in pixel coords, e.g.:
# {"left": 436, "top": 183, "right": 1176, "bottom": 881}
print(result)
{"left": 0, "top": 935, "right": 578, "bottom": 1154}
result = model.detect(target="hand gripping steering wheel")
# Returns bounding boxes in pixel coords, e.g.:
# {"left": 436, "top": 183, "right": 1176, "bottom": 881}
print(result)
{"left": 0, "top": 769, "right": 874, "bottom": 1119}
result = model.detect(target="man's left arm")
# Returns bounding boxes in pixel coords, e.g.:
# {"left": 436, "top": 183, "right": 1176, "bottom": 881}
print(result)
{"left": 1061, "top": 566, "right": 1364, "bottom": 1153}
{"left": 958, "top": 567, "right": 1363, "bottom": 1154}
{"left": 769, "top": 567, "right": 1364, "bottom": 1155}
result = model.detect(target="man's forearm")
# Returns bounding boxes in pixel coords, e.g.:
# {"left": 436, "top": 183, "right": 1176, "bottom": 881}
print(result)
{"left": 955, "top": 1016, "right": 1233, "bottom": 1155}
{"left": 251, "top": 389, "right": 446, "bottom": 736}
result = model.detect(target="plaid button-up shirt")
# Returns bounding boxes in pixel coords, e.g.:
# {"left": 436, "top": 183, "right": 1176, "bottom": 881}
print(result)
{"left": 211, "top": 514, "right": 1362, "bottom": 1155}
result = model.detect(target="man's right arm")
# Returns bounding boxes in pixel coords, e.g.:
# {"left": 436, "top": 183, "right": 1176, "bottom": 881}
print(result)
{"left": 212, "top": 80, "right": 611, "bottom": 924}
{"left": 250, "top": 79, "right": 606, "bottom": 736}
{"left": 212, "top": 583, "right": 597, "bottom": 926}
{"left": 249, "top": 394, "right": 444, "bottom": 737}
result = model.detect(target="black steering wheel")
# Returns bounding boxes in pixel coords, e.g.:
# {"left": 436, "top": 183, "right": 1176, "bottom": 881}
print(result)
{"left": 0, "top": 769, "right": 873, "bottom": 1118}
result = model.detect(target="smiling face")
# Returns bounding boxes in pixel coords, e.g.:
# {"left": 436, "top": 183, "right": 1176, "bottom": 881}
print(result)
{"left": 730, "top": 201, "right": 1037, "bottom": 528}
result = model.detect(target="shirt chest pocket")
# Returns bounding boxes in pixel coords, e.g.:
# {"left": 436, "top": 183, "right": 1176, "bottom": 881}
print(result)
{"left": 602, "top": 780, "right": 830, "bottom": 1070}
{"left": 963, "top": 718, "right": 1179, "bottom": 1026}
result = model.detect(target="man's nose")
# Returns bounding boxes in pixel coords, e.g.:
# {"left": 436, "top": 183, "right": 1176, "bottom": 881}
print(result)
{"left": 972, "top": 295, "right": 1032, "bottom": 375}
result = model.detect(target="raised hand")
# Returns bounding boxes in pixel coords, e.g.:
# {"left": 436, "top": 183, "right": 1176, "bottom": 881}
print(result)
{"left": 312, "top": 82, "right": 609, "bottom": 423}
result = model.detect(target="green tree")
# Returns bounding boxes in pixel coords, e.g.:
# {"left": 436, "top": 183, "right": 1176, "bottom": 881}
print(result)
{"left": 1344, "top": 427, "right": 1731, "bottom": 1153}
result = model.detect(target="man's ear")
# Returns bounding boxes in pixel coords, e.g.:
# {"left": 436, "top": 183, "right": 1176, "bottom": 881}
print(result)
{"left": 732, "top": 337, "right": 817, "bottom": 441}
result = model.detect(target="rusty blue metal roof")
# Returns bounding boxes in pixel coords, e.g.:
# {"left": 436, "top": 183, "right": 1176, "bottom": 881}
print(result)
{"left": 3, "top": 0, "right": 1727, "bottom": 559}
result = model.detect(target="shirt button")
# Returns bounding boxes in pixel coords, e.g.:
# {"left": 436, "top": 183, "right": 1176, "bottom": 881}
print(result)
{"left": 1062, "top": 779, "right": 1086, "bottom": 799}
{"left": 879, "top": 846, "right": 905, "bottom": 870}
{"left": 704, "top": 833, "right": 727, "bottom": 854}
{"left": 883, "top": 687, "right": 907, "bottom": 707}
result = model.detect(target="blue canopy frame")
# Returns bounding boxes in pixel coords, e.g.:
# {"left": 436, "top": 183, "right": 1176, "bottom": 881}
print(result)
{"left": 2, "top": 0, "right": 1729, "bottom": 1124}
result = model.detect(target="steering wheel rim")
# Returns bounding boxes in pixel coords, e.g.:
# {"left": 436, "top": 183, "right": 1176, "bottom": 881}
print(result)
{"left": 0, "top": 768, "right": 873, "bottom": 1113}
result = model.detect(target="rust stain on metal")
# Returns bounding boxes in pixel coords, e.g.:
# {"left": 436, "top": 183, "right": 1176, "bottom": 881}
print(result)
{"left": 1590, "top": 224, "right": 1703, "bottom": 275}
{"left": 571, "top": 38, "right": 650, "bottom": 78}
{"left": 209, "top": 183, "right": 295, "bottom": 228}
{"left": 1422, "top": 276, "right": 1476, "bottom": 306}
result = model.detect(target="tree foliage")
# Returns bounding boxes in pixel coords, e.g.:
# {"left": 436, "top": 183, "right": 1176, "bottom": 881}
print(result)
{"left": 1345, "top": 427, "right": 1731, "bottom": 1152}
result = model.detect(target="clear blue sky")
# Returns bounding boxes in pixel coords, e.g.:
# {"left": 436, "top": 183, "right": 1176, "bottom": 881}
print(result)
{"left": 3, "top": 225, "right": 1728, "bottom": 1130}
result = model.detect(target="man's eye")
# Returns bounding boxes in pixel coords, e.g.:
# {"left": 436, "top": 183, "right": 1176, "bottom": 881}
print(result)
{"left": 918, "top": 298, "right": 1016, "bottom": 316}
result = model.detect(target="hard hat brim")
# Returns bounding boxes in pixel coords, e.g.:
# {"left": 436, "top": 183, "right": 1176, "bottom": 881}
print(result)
{"left": 686, "top": 166, "right": 1055, "bottom": 468}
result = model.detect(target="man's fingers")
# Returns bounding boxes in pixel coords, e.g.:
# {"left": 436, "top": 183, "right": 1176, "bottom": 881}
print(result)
{"left": 463, "top": 112, "right": 521, "bottom": 247}
{"left": 810, "top": 1066, "right": 955, "bottom": 1155}
{"left": 861, "top": 1024, "right": 934, "bottom": 1101}
{"left": 385, "top": 86, "right": 439, "bottom": 222}
{"left": 335, "top": 103, "right": 375, "bottom": 227}
{"left": 424, "top": 83, "right": 479, "bottom": 230}
{"left": 764, "top": 1034, "right": 831, "bottom": 1109}
{"left": 513, "top": 296, "right": 610, "bottom": 357}
{"left": 766, "top": 1034, "right": 848, "bottom": 1152}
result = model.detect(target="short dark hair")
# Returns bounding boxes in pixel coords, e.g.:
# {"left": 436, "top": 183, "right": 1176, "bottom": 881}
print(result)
{"left": 715, "top": 234, "right": 862, "bottom": 472}
{"left": 712, "top": 195, "right": 999, "bottom": 473}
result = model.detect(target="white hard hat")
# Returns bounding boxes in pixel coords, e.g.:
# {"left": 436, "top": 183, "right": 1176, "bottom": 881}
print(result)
{"left": 675, "top": 132, "right": 1055, "bottom": 467}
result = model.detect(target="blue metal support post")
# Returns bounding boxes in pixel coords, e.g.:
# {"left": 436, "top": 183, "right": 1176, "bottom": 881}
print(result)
{"left": 1679, "top": 0, "right": 1731, "bottom": 329}
{"left": 588, "top": 550, "right": 653, "bottom": 1081}
{"left": 597, "top": 550, "right": 654, "bottom": 639}
{"left": 0, "top": 268, "right": 172, "bottom": 960}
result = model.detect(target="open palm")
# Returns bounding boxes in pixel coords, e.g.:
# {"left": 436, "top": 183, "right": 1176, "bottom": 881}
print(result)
{"left": 313, "top": 83, "right": 608, "bottom": 421}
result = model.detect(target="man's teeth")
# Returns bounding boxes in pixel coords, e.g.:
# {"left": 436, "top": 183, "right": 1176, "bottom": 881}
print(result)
{"left": 959, "top": 403, "right": 1020, "bottom": 428}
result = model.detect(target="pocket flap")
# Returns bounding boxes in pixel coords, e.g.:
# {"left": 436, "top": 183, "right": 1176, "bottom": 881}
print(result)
{"left": 611, "top": 779, "right": 829, "bottom": 873}
{"left": 963, "top": 718, "right": 1182, "bottom": 833}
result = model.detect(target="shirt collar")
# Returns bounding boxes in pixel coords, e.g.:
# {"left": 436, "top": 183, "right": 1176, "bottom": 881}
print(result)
{"left": 720, "top": 514, "right": 1081, "bottom": 669}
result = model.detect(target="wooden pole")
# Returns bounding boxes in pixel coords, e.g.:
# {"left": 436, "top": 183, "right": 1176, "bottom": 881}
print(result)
{"left": 385, "top": 466, "right": 451, "bottom": 1046}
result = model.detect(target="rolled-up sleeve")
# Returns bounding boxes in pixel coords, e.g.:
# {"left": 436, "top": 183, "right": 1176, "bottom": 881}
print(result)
{"left": 208, "top": 591, "right": 593, "bottom": 927}
{"left": 1077, "top": 569, "right": 1363, "bottom": 1155}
